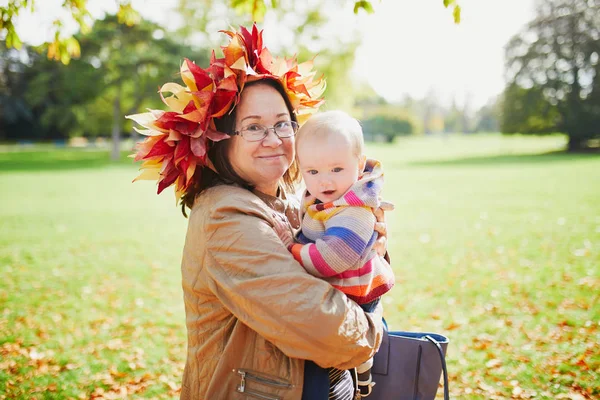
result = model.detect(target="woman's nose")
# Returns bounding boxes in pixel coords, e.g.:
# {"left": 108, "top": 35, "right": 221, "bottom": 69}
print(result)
{"left": 261, "top": 129, "right": 283, "bottom": 147}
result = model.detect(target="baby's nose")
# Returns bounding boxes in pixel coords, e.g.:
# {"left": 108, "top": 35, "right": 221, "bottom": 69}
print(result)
{"left": 319, "top": 177, "right": 332, "bottom": 188}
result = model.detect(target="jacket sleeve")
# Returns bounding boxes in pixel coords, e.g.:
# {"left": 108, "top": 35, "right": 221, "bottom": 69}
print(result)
{"left": 289, "top": 206, "right": 377, "bottom": 278}
{"left": 203, "top": 198, "right": 383, "bottom": 370}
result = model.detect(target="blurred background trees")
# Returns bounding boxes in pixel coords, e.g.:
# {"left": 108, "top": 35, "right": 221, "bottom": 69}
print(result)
{"left": 1, "top": 0, "right": 599, "bottom": 152}
{"left": 502, "top": 0, "right": 600, "bottom": 150}
{"left": 1, "top": 14, "right": 196, "bottom": 161}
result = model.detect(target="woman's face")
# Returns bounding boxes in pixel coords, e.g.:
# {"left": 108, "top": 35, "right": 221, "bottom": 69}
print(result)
{"left": 228, "top": 83, "right": 295, "bottom": 196}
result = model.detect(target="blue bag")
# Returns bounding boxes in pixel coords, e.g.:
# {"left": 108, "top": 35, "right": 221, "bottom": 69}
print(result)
{"left": 367, "top": 329, "right": 450, "bottom": 400}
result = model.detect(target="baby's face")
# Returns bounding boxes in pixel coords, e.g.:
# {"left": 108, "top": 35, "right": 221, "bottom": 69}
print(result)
{"left": 297, "top": 132, "right": 363, "bottom": 203}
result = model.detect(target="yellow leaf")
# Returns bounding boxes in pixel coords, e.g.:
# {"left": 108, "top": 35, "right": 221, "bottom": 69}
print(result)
{"left": 60, "top": 50, "right": 71, "bottom": 65}
{"left": 133, "top": 168, "right": 160, "bottom": 182}
{"left": 47, "top": 42, "right": 58, "bottom": 61}
{"left": 159, "top": 83, "right": 186, "bottom": 96}
{"left": 65, "top": 38, "right": 81, "bottom": 58}
{"left": 453, "top": 5, "right": 461, "bottom": 24}
{"left": 126, "top": 112, "right": 158, "bottom": 129}
{"left": 132, "top": 126, "right": 162, "bottom": 136}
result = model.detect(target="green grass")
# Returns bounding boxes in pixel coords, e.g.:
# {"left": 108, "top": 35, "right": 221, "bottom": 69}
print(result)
{"left": 1, "top": 134, "right": 599, "bottom": 399}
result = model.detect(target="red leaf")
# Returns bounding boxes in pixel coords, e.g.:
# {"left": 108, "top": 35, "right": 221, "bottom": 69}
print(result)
{"left": 190, "top": 137, "right": 207, "bottom": 158}
{"left": 174, "top": 136, "right": 190, "bottom": 165}
{"left": 143, "top": 137, "right": 174, "bottom": 160}
{"left": 204, "top": 128, "right": 230, "bottom": 142}
{"left": 211, "top": 90, "right": 237, "bottom": 118}
{"left": 157, "top": 165, "right": 178, "bottom": 194}
{"left": 184, "top": 58, "right": 213, "bottom": 90}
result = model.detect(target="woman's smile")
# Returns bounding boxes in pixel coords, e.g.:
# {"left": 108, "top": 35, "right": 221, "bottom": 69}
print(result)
{"left": 258, "top": 154, "right": 284, "bottom": 160}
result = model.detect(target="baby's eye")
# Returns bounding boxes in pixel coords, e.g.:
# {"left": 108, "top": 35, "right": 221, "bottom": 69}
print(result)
{"left": 332, "top": 167, "right": 344, "bottom": 173}
{"left": 307, "top": 170, "right": 318, "bottom": 175}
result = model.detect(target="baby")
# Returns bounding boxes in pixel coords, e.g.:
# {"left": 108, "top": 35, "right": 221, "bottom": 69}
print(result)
{"left": 289, "top": 110, "right": 395, "bottom": 397}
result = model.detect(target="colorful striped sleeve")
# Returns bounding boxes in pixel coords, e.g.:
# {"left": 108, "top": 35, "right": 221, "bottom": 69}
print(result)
{"left": 289, "top": 206, "right": 377, "bottom": 278}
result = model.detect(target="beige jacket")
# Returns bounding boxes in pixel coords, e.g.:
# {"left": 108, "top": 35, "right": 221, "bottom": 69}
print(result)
{"left": 180, "top": 184, "right": 383, "bottom": 400}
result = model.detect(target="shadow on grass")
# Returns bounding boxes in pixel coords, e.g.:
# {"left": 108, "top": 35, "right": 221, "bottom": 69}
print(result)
{"left": 0, "top": 149, "right": 135, "bottom": 172}
{"left": 408, "top": 150, "right": 600, "bottom": 167}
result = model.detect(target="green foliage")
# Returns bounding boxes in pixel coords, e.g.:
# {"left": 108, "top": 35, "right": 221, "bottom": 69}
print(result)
{"left": 0, "top": 42, "right": 36, "bottom": 140}
{"left": 1, "top": 0, "right": 133, "bottom": 64}
{"left": 24, "top": 56, "right": 101, "bottom": 138}
{"left": 74, "top": 13, "right": 201, "bottom": 136}
{"left": 501, "top": 83, "right": 560, "bottom": 134}
{"left": 443, "top": 99, "right": 471, "bottom": 133}
{"left": 503, "top": 0, "right": 600, "bottom": 150}
{"left": 0, "top": 0, "right": 33, "bottom": 49}
{"left": 443, "top": 0, "right": 461, "bottom": 23}
{"left": 474, "top": 102, "right": 500, "bottom": 133}
{"left": 452, "top": 5, "right": 461, "bottom": 23}
{"left": 361, "top": 114, "right": 413, "bottom": 142}
{"left": 0, "top": 15, "right": 200, "bottom": 141}
{"left": 353, "top": 1, "right": 374, "bottom": 14}
{"left": 116, "top": 2, "right": 142, "bottom": 26}
{"left": 172, "top": 0, "right": 363, "bottom": 111}
{"left": 2, "top": 1, "right": 462, "bottom": 64}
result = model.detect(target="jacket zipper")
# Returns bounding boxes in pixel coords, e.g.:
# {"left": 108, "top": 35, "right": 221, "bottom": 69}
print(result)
{"left": 234, "top": 369, "right": 292, "bottom": 400}
{"left": 235, "top": 369, "right": 292, "bottom": 388}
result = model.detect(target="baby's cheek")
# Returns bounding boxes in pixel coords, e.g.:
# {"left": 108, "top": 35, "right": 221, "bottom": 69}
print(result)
{"left": 302, "top": 176, "right": 318, "bottom": 194}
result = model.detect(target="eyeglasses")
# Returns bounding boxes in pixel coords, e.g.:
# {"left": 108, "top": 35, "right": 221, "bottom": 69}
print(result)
{"left": 233, "top": 121, "right": 299, "bottom": 142}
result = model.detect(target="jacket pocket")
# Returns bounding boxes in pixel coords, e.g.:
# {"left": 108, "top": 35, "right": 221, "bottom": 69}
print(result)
{"left": 233, "top": 368, "right": 292, "bottom": 400}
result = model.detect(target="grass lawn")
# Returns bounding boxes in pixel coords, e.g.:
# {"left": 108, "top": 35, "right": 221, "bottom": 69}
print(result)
{"left": 1, "top": 134, "right": 598, "bottom": 399}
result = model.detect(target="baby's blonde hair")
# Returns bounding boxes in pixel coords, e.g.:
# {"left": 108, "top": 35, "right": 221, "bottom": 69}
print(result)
{"left": 295, "top": 110, "right": 364, "bottom": 158}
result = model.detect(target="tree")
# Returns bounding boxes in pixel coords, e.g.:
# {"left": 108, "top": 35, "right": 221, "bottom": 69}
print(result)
{"left": 2, "top": 1, "right": 461, "bottom": 64}
{"left": 4, "top": 15, "right": 199, "bottom": 156}
{"left": 474, "top": 96, "right": 500, "bottom": 133}
{"left": 173, "top": 0, "right": 364, "bottom": 111}
{"left": 504, "top": 0, "right": 600, "bottom": 150}
{"left": 0, "top": 42, "right": 36, "bottom": 140}
{"left": 444, "top": 97, "right": 468, "bottom": 133}
{"left": 75, "top": 15, "right": 200, "bottom": 160}
{"left": 500, "top": 83, "right": 560, "bottom": 134}
{"left": 22, "top": 49, "right": 104, "bottom": 140}
{"left": 361, "top": 115, "right": 413, "bottom": 143}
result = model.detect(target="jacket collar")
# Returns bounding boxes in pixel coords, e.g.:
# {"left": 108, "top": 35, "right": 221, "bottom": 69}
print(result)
{"left": 253, "top": 187, "right": 300, "bottom": 229}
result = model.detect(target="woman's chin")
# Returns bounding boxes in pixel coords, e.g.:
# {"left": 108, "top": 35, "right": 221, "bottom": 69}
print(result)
{"left": 259, "top": 160, "right": 287, "bottom": 175}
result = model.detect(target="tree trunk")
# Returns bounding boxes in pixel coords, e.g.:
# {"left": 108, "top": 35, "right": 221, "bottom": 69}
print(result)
{"left": 111, "top": 94, "right": 121, "bottom": 161}
{"left": 567, "top": 134, "right": 584, "bottom": 152}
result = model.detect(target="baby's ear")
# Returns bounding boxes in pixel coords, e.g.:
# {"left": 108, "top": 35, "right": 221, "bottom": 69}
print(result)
{"left": 358, "top": 155, "right": 367, "bottom": 173}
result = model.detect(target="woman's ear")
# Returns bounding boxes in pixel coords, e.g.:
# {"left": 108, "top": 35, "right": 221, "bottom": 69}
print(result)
{"left": 358, "top": 155, "right": 367, "bottom": 173}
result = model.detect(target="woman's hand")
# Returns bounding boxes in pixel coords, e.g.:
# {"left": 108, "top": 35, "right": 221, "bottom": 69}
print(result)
{"left": 272, "top": 212, "right": 295, "bottom": 248}
{"left": 373, "top": 201, "right": 394, "bottom": 257}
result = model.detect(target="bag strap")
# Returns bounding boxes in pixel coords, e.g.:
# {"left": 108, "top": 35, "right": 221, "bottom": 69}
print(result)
{"left": 425, "top": 335, "right": 449, "bottom": 400}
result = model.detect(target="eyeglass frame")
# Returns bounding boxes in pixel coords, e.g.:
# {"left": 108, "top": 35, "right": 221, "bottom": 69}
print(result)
{"left": 231, "top": 120, "right": 299, "bottom": 142}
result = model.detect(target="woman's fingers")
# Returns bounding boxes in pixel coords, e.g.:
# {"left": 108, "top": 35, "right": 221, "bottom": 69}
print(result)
{"left": 373, "top": 235, "right": 387, "bottom": 257}
{"left": 374, "top": 201, "right": 394, "bottom": 223}
{"left": 379, "top": 201, "right": 395, "bottom": 212}
{"left": 373, "top": 207, "right": 384, "bottom": 223}
{"left": 374, "top": 199, "right": 393, "bottom": 256}
{"left": 374, "top": 221, "right": 387, "bottom": 237}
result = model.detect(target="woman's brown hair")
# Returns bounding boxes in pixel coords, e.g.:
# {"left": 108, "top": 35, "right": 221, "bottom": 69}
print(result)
{"left": 180, "top": 78, "right": 300, "bottom": 216}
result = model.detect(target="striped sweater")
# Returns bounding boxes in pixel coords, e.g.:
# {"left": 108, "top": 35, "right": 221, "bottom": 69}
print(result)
{"left": 289, "top": 159, "right": 395, "bottom": 304}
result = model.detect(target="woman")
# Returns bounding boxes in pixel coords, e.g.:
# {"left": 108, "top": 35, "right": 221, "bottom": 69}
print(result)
{"left": 127, "top": 25, "right": 385, "bottom": 400}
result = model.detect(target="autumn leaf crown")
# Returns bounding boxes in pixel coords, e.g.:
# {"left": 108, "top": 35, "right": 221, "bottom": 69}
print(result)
{"left": 126, "top": 24, "right": 326, "bottom": 200}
